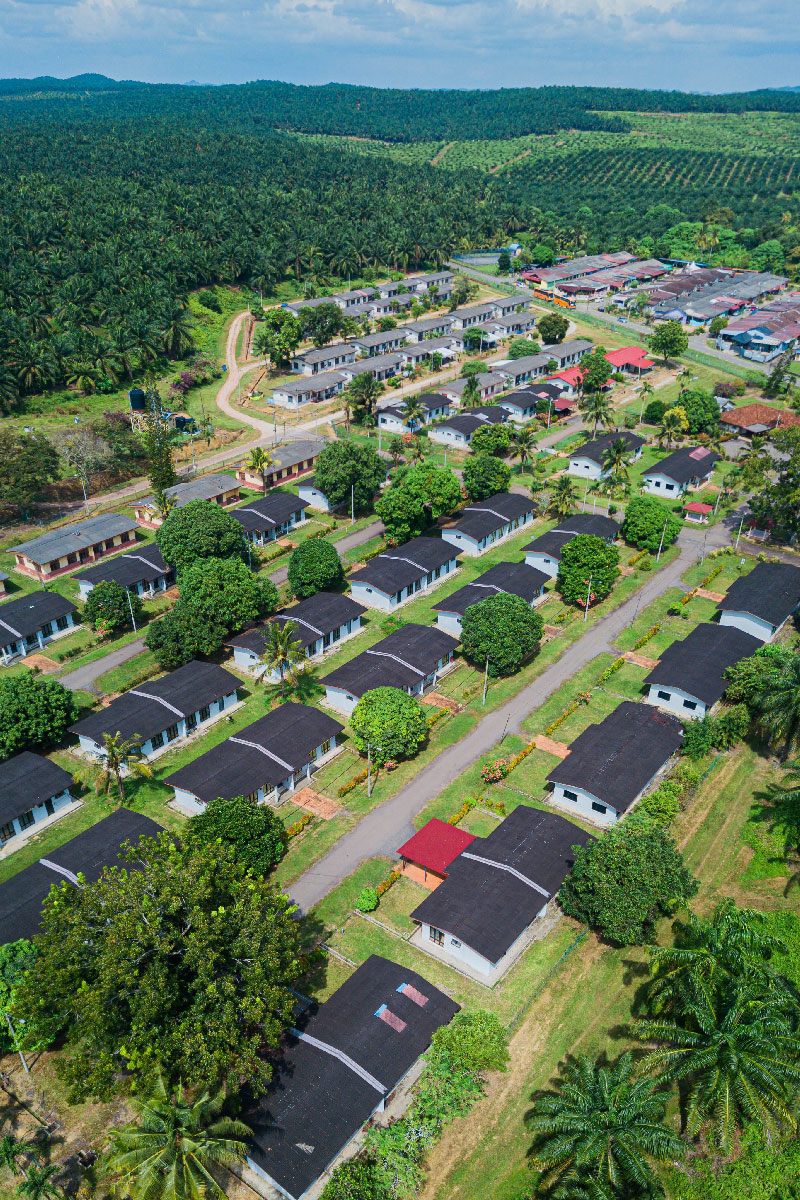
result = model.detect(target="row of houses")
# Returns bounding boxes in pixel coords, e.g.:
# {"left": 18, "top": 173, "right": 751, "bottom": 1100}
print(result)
{"left": 715, "top": 293, "right": 800, "bottom": 362}
{"left": 521, "top": 252, "right": 670, "bottom": 297}
{"left": 285, "top": 271, "right": 455, "bottom": 322}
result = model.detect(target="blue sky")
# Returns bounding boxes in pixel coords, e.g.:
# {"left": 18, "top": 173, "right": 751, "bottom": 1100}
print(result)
{"left": 1, "top": 0, "right": 798, "bottom": 93}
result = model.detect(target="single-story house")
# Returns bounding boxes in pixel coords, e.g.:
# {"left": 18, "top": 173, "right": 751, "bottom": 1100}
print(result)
{"left": 0, "top": 753, "right": 76, "bottom": 853}
{"left": 486, "top": 312, "right": 537, "bottom": 338}
{"left": 717, "top": 561, "right": 800, "bottom": 643}
{"left": 396, "top": 819, "right": 476, "bottom": 889}
{"left": 351, "top": 329, "right": 409, "bottom": 357}
{"left": 644, "top": 623, "right": 762, "bottom": 719}
{"left": 271, "top": 371, "right": 346, "bottom": 410}
{"left": 297, "top": 475, "right": 332, "bottom": 512}
{"left": 133, "top": 474, "right": 240, "bottom": 528}
{"left": 339, "top": 353, "right": 404, "bottom": 383}
{"left": 432, "top": 561, "right": 549, "bottom": 635}
{"left": 426, "top": 408, "right": 508, "bottom": 449}
{"left": 377, "top": 393, "right": 452, "bottom": 434}
{"left": 604, "top": 347, "right": 655, "bottom": 375}
{"left": 642, "top": 446, "right": 719, "bottom": 496}
{"left": 11, "top": 514, "right": 138, "bottom": 581}
{"left": 332, "top": 287, "right": 376, "bottom": 310}
{"left": 166, "top": 703, "right": 343, "bottom": 812}
{"left": 291, "top": 343, "right": 356, "bottom": 376}
{"left": 524, "top": 514, "right": 619, "bottom": 578}
{"left": 567, "top": 431, "right": 644, "bottom": 480}
{"left": 75, "top": 544, "right": 174, "bottom": 600}
{"left": 349, "top": 536, "right": 460, "bottom": 611}
{"left": 438, "top": 373, "right": 505, "bottom": 404}
{"left": 226, "top": 592, "right": 366, "bottom": 676}
{"left": 544, "top": 339, "right": 593, "bottom": 368}
{"left": 497, "top": 389, "right": 541, "bottom": 422}
{"left": 410, "top": 806, "right": 594, "bottom": 978}
{"left": 70, "top": 661, "right": 241, "bottom": 760}
{"left": 231, "top": 493, "right": 310, "bottom": 546}
{"left": 448, "top": 303, "right": 498, "bottom": 329}
{"left": 0, "top": 809, "right": 162, "bottom": 946}
{"left": 441, "top": 492, "right": 536, "bottom": 556}
{"left": 719, "top": 403, "right": 800, "bottom": 439}
{"left": 494, "top": 354, "right": 552, "bottom": 388}
{"left": 683, "top": 501, "right": 713, "bottom": 524}
{"left": 544, "top": 367, "right": 585, "bottom": 398}
{"left": 493, "top": 295, "right": 529, "bottom": 317}
{"left": 403, "top": 316, "right": 456, "bottom": 342}
{"left": 321, "top": 623, "right": 458, "bottom": 715}
{"left": 406, "top": 270, "right": 455, "bottom": 293}
{"left": 0, "top": 591, "right": 79, "bottom": 663}
{"left": 547, "top": 701, "right": 684, "bottom": 826}
{"left": 236, "top": 440, "right": 324, "bottom": 490}
{"left": 243, "top": 956, "right": 458, "bottom": 1200}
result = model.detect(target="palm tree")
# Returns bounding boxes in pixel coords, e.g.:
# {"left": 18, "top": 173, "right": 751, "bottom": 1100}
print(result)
{"left": 0, "top": 1135, "right": 29, "bottom": 1177}
{"left": 637, "top": 380, "right": 655, "bottom": 422}
{"left": 246, "top": 446, "right": 273, "bottom": 494}
{"left": 347, "top": 374, "right": 381, "bottom": 424}
{"left": 579, "top": 393, "right": 613, "bottom": 438}
{"left": 639, "top": 984, "right": 800, "bottom": 1152}
{"left": 257, "top": 620, "right": 307, "bottom": 700}
{"left": 600, "top": 438, "right": 633, "bottom": 487}
{"left": 401, "top": 395, "right": 426, "bottom": 432}
{"left": 16, "top": 1164, "right": 63, "bottom": 1200}
{"left": 94, "top": 731, "right": 154, "bottom": 807}
{"left": 658, "top": 408, "right": 687, "bottom": 449}
{"left": 753, "top": 653, "right": 800, "bottom": 757}
{"left": 548, "top": 475, "right": 578, "bottom": 519}
{"left": 407, "top": 438, "right": 428, "bottom": 466}
{"left": 677, "top": 366, "right": 693, "bottom": 395}
{"left": 103, "top": 1076, "right": 251, "bottom": 1200}
{"left": 528, "top": 1052, "right": 684, "bottom": 1198}
{"left": 340, "top": 394, "right": 354, "bottom": 437}
{"left": 461, "top": 375, "right": 482, "bottom": 408}
{"left": 511, "top": 427, "right": 536, "bottom": 478}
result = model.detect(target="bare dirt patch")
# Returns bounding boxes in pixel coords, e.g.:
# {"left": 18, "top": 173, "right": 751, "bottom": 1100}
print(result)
{"left": 293, "top": 786, "right": 342, "bottom": 820}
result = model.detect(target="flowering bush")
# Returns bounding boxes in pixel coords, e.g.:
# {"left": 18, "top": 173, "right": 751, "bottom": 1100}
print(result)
{"left": 376, "top": 870, "right": 401, "bottom": 898}
{"left": 337, "top": 768, "right": 369, "bottom": 797}
{"left": 447, "top": 798, "right": 478, "bottom": 825}
{"left": 287, "top": 813, "right": 313, "bottom": 840}
{"left": 634, "top": 624, "right": 662, "bottom": 650}
{"left": 481, "top": 759, "right": 508, "bottom": 784}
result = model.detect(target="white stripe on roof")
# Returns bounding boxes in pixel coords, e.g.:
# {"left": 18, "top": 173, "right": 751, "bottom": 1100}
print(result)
{"left": 291, "top": 1029, "right": 386, "bottom": 1094}
{"left": 0, "top": 617, "right": 23, "bottom": 638}
{"left": 277, "top": 615, "right": 324, "bottom": 636}
{"left": 130, "top": 690, "right": 185, "bottom": 718}
{"left": 365, "top": 649, "right": 425, "bottom": 677}
{"left": 461, "top": 851, "right": 551, "bottom": 899}
{"left": 39, "top": 858, "right": 82, "bottom": 887}
{"left": 463, "top": 506, "right": 513, "bottom": 521}
{"left": 229, "top": 736, "right": 294, "bottom": 773}
{"left": 379, "top": 554, "right": 428, "bottom": 573}
{"left": 237, "top": 507, "right": 278, "bottom": 525}
{"left": 119, "top": 552, "right": 166, "bottom": 571}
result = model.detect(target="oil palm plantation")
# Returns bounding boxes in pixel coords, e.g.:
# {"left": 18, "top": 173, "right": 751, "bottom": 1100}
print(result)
{"left": 246, "top": 446, "right": 273, "bottom": 494}
{"left": 94, "top": 731, "right": 154, "bottom": 807}
{"left": 548, "top": 475, "right": 578, "bottom": 519}
{"left": 103, "top": 1076, "right": 251, "bottom": 1200}
{"left": 528, "top": 1052, "right": 684, "bottom": 1198}
{"left": 599, "top": 438, "right": 633, "bottom": 487}
{"left": 257, "top": 620, "right": 307, "bottom": 700}
{"left": 752, "top": 652, "right": 800, "bottom": 757}
{"left": 579, "top": 393, "right": 613, "bottom": 439}
{"left": 639, "top": 983, "right": 800, "bottom": 1152}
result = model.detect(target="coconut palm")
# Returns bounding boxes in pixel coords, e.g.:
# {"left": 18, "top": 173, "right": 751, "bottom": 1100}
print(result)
{"left": 347, "top": 373, "right": 381, "bottom": 424}
{"left": 401, "top": 395, "right": 426, "bottom": 432}
{"left": 0, "top": 1135, "right": 29, "bottom": 1177}
{"left": 257, "top": 620, "right": 307, "bottom": 700}
{"left": 15, "top": 1163, "right": 63, "bottom": 1200}
{"left": 511, "top": 426, "right": 536, "bottom": 478}
{"left": 94, "top": 731, "right": 153, "bottom": 807}
{"left": 579, "top": 392, "right": 613, "bottom": 438}
{"left": 548, "top": 475, "right": 578, "bottom": 519}
{"left": 461, "top": 375, "right": 482, "bottom": 408}
{"left": 639, "top": 983, "right": 800, "bottom": 1152}
{"left": 103, "top": 1076, "right": 251, "bottom": 1200}
{"left": 658, "top": 407, "right": 687, "bottom": 449}
{"left": 752, "top": 653, "right": 800, "bottom": 757}
{"left": 600, "top": 437, "right": 633, "bottom": 487}
{"left": 528, "top": 1052, "right": 685, "bottom": 1198}
{"left": 340, "top": 394, "right": 354, "bottom": 437}
{"left": 246, "top": 446, "right": 273, "bottom": 494}
{"left": 407, "top": 437, "right": 429, "bottom": 466}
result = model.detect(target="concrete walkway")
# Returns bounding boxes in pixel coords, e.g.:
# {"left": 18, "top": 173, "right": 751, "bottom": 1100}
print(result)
{"left": 289, "top": 522, "right": 729, "bottom": 913}
{"left": 269, "top": 519, "right": 385, "bottom": 585}
{"left": 60, "top": 636, "right": 146, "bottom": 694}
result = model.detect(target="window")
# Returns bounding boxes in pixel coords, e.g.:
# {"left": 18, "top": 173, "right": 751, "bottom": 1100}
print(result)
{"left": 245, "top": 790, "right": 259, "bottom": 803}
{"left": 450, "top": 937, "right": 462, "bottom": 948}
{"left": 165, "top": 724, "right": 179, "bottom": 742}
{"left": 591, "top": 802, "right": 607, "bottom": 814}
{"left": 657, "top": 689, "right": 671, "bottom": 701}
{"left": 150, "top": 731, "right": 165, "bottom": 750}
{"left": 318, "top": 738, "right": 331, "bottom": 757}
{"left": 429, "top": 927, "right": 445, "bottom": 946}
{"left": 18, "top": 810, "right": 35, "bottom": 830}
{"left": 683, "top": 699, "right": 698, "bottom": 711}
{"left": 563, "top": 789, "right": 579, "bottom": 802}
{"left": 40, "top": 622, "right": 53, "bottom": 638}
{"left": 0, "top": 822, "right": 16, "bottom": 843}
{"left": 665, "top": 483, "right": 675, "bottom": 492}
{"left": 199, "top": 705, "right": 210, "bottom": 721}
{"left": 186, "top": 713, "right": 197, "bottom": 731}
{"left": 56, "top": 615, "right": 69, "bottom": 631}
{"left": 44, "top": 798, "right": 55, "bottom": 816}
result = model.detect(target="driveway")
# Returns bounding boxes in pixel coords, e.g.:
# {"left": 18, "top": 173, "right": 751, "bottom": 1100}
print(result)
{"left": 289, "top": 522, "right": 729, "bottom": 913}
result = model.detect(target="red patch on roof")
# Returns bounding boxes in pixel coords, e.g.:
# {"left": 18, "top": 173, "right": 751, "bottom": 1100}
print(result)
{"left": 688, "top": 446, "right": 711, "bottom": 460}
{"left": 684, "top": 501, "right": 713, "bottom": 514}
{"left": 397, "top": 818, "right": 476, "bottom": 876}
{"left": 553, "top": 397, "right": 575, "bottom": 411}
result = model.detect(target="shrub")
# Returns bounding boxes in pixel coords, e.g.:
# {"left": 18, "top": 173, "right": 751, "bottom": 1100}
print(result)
{"left": 186, "top": 795, "right": 287, "bottom": 875}
{"left": 197, "top": 288, "right": 222, "bottom": 312}
{"left": 643, "top": 399, "right": 666, "bottom": 425}
{"left": 621, "top": 495, "right": 682, "bottom": 554}
{"left": 356, "top": 887, "right": 379, "bottom": 913}
{"left": 429, "top": 1010, "right": 509, "bottom": 1073}
{"left": 556, "top": 534, "right": 619, "bottom": 607}
{"left": 638, "top": 780, "right": 682, "bottom": 826}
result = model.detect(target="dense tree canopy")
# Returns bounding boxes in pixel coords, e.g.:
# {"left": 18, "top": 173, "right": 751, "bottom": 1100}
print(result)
{"left": 460, "top": 593, "right": 543, "bottom": 676}
{"left": 462, "top": 454, "right": 511, "bottom": 501}
{"left": 287, "top": 539, "right": 345, "bottom": 598}
{"left": 621, "top": 495, "right": 682, "bottom": 553}
{"left": 350, "top": 687, "right": 429, "bottom": 765}
{"left": 314, "top": 441, "right": 387, "bottom": 512}
{"left": 157, "top": 499, "right": 248, "bottom": 574}
{"left": 556, "top": 534, "right": 619, "bottom": 606}
{"left": 0, "top": 673, "right": 78, "bottom": 761}
{"left": 186, "top": 795, "right": 287, "bottom": 876}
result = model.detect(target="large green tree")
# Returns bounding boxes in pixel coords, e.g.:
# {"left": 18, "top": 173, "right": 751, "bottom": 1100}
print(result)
{"left": 0, "top": 430, "right": 60, "bottom": 517}
{"left": 314, "top": 440, "right": 386, "bottom": 512}
{"left": 350, "top": 687, "right": 428, "bottom": 765}
{"left": 556, "top": 534, "right": 619, "bottom": 607}
{"left": 301, "top": 302, "right": 344, "bottom": 347}
{"left": 12, "top": 834, "right": 300, "bottom": 1100}
{"left": 186, "top": 795, "right": 287, "bottom": 877}
{"left": 460, "top": 593, "right": 543, "bottom": 676}
{"left": 287, "top": 539, "right": 345, "bottom": 598}
{"left": 157, "top": 499, "right": 249, "bottom": 574}
{"left": 83, "top": 579, "right": 143, "bottom": 634}
{"left": 252, "top": 309, "right": 302, "bottom": 368}
{"left": 621, "top": 495, "right": 681, "bottom": 553}
{"left": 0, "top": 674, "right": 78, "bottom": 762}
{"left": 178, "top": 557, "right": 278, "bottom": 632}
{"left": 462, "top": 453, "right": 511, "bottom": 501}
{"left": 471, "top": 424, "right": 510, "bottom": 456}
{"left": 538, "top": 312, "right": 569, "bottom": 344}
{"left": 649, "top": 319, "right": 689, "bottom": 364}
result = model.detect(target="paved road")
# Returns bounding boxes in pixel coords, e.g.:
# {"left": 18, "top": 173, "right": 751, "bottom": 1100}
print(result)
{"left": 289, "top": 521, "right": 729, "bottom": 913}
{"left": 60, "top": 636, "right": 147, "bottom": 694}
{"left": 269, "top": 519, "right": 385, "bottom": 586}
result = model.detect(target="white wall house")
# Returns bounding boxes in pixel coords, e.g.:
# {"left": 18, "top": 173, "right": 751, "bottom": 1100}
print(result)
{"left": 567, "top": 434, "right": 644, "bottom": 481}
{"left": 440, "top": 502, "right": 535, "bottom": 557}
{"left": 645, "top": 682, "right": 707, "bottom": 720}
{"left": 228, "top": 603, "right": 365, "bottom": 678}
{"left": 716, "top": 562, "right": 800, "bottom": 644}
{"left": 641, "top": 471, "right": 686, "bottom": 496}
{"left": 75, "top": 690, "right": 240, "bottom": 761}
{"left": 523, "top": 549, "right": 560, "bottom": 579}
{"left": 297, "top": 479, "right": 333, "bottom": 511}
{"left": 323, "top": 648, "right": 455, "bottom": 716}
{"left": 291, "top": 344, "right": 356, "bottom": 376}
{"left": 718, "top": 610, "right": 777, "bottom": 642}
{"left": 348, "top": 556, "right": 458, "bottom": 611}
{"left": 0, "top": 754, "right": 77, "bottom": 854}
{"left": 0, "top": 594, "right": 80, "bottom": 664}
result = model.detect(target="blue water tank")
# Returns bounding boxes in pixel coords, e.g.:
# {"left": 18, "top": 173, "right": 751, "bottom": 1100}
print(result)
{"left": 128, "top": 387, "right": 146, "bottom": 411}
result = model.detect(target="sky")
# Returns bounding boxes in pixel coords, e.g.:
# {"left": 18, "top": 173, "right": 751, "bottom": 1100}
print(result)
{"left": 0, "top": 0, "right": 798, "bottom": 94}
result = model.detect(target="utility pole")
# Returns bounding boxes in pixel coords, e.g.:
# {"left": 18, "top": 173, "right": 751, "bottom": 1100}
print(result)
{"left": 656, "top": 517, "right": 669, "bottom": 563}
{"left": 5, "top": 1013, "right": 29, "bottom": 1074}
{"left": 351, "top": 483, "right": 355, "bottom": 526}
{"left": 735, "top": 512, "right": 745, "bottom": 551}
{"left": 126, "top": 587, "right": 138, "bottom": 633}
{"left": 482, "top": 657, "right": 490, "bottom": 706}
{"left": 583, "top": 575, "right": 593, "bottom": 622}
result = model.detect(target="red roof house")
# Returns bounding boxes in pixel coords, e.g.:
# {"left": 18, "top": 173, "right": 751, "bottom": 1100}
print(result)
{"left": 604, "top": 347, "right": 655, "bottom": 373}
{"left": 396, "top": 818, "right": 476, "bottom": 890}
{"left": 684, "top": 501, "right": 713, "bottom": 523}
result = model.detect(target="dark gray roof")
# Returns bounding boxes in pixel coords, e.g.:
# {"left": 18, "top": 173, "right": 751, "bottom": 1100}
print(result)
{"left": 295, "top": 342, "right": 355, "bottom": 364}
{"left": 322, "top": 623, "right": 458, "bottom": 698}
{"left": 352, "top": 330, "right": 408, "bottom": 349}
{"left": 431, "top": 411, "right": 506, "bottom": 439}
{"left": 546, "top": 339, "right": 593, "bottom": 361}
{"left": 12, "top": 514, "right": 137, "bottom": 565}
{"left": 74, "top": 544, "right": 170, "bottom": 588}
{"left": 570, "top": 431, "right": 644, "bottom": 465}
{"left": 644, "top": 623, "right": 763, "bottom": 706}
{"left": 719, "top": 562, "right": 800, "bottom": 627}
{"left": 349, "top": 537, "right": 459, "bottom": 596}
{"left": 547, "top": 701, "right": 684, "bottom": 814}
{"left": 646, "top": 446, "right": 720, "bottom": 485}
{"left": 0, "top": 752, "right": 73, "bottom": 826}
{"left": 433, "top": 561, "right": 548, "bottom": 616}
{"left": 70, "top": 661, "right": 240, "bottom": 745}
{"left": 524, "top": 513, "right": 619, "bottom": 560}
{"left": 267, "top": 440, "right": 326, "bottom": 472}
{"left": 448, "top": 493, "right": 535, "bottom": 540}
{"left": 226, "top": 592, "right": 366, "bottom": 655}
{"left": 0, "top": 809, "right": 162, "bottom": 945}
{"left": 0, "top": 591, "right": 78, "bottom": 647}
{"left": 231, "top": 493, "right": 310, "bottom": 534}
{"left": 246, "top": 955, "right": 458, "bottom": 1200}
{"left": 411, "top": 807, "right": 594, "bottom": 963}
{"left": 500, "top": 390, "right": 540, "bottom": 413}
{"left": 164, "top": 473, "right": 237, "bottom": 503}
{"left": 165, "top": 703, "right": 343, "bottom": 802}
